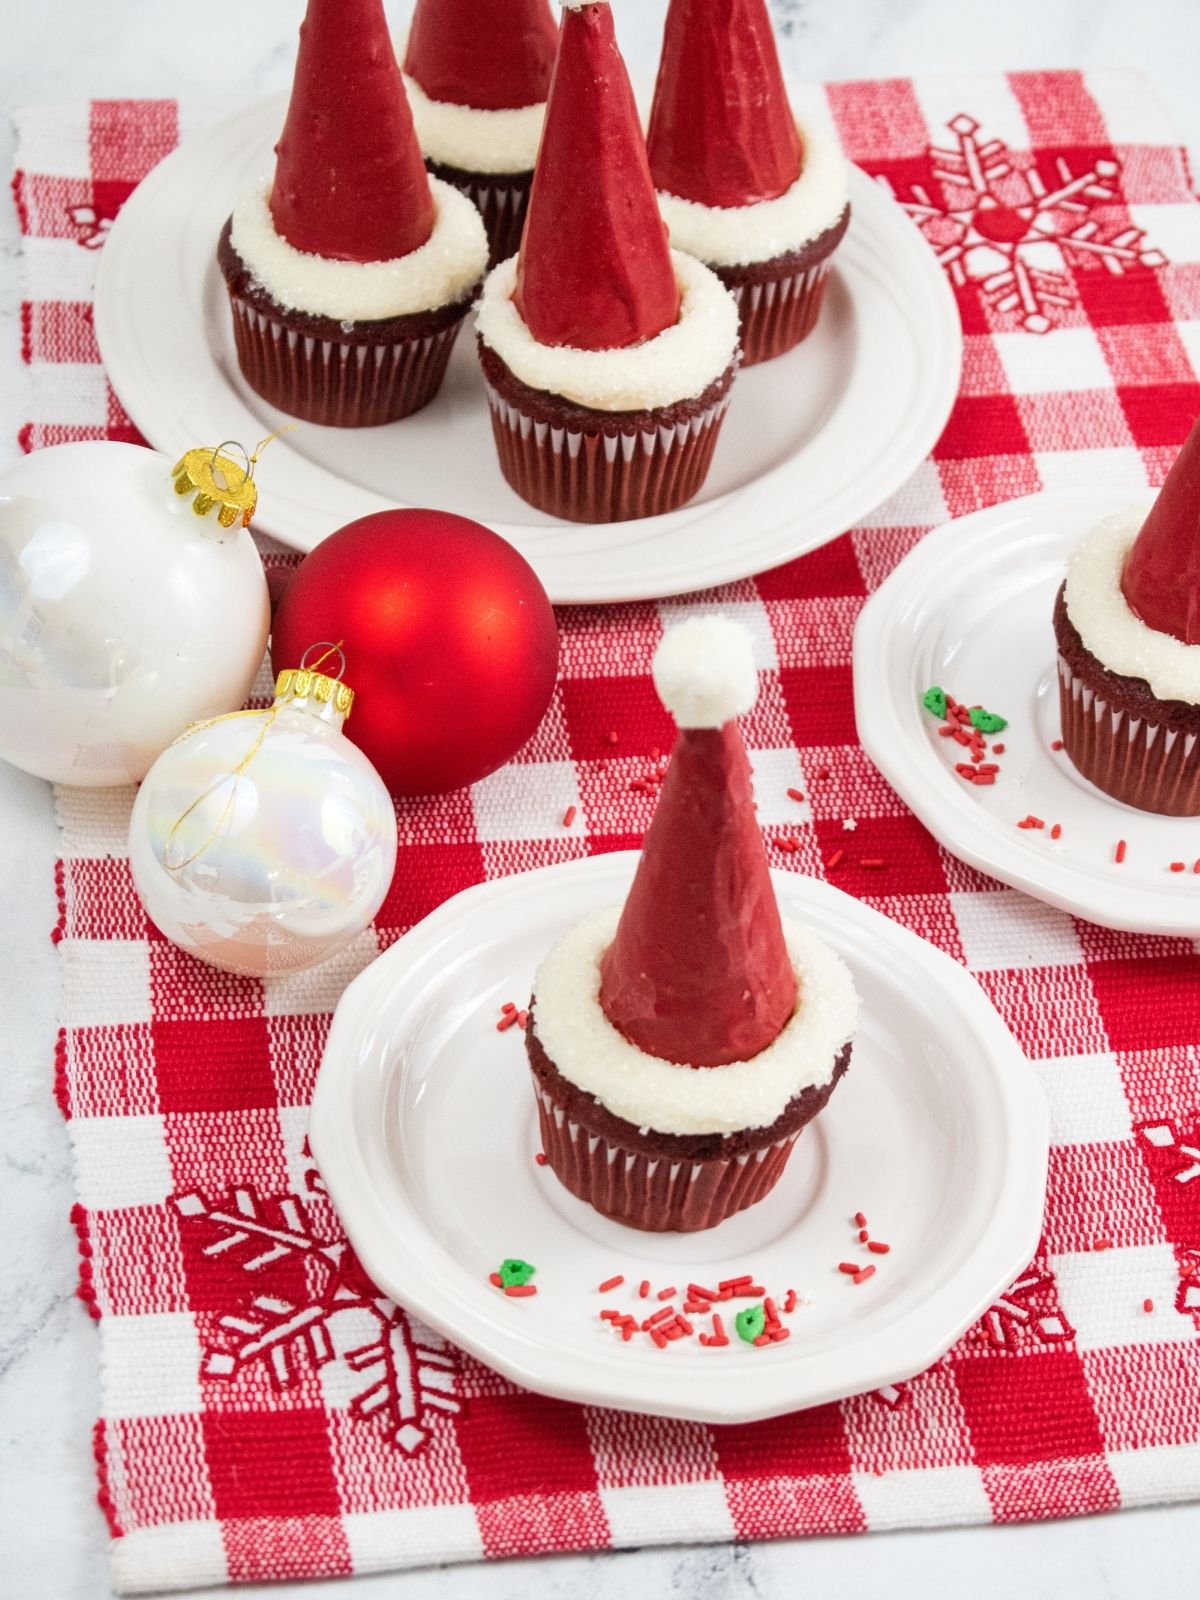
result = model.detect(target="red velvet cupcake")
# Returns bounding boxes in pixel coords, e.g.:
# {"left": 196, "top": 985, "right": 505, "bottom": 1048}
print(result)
{"left": 219, "top": 0, "right": 487, "bottom": 428}
{"left": 524, "top": 618, "right": 858, "bottom": 1233}
{"left": 475, "top": 0, "right": 741, "bottom": 523}
{"left": 1055, "top": 417, "right": 1200, "bottom": 815}
{"left": 401, "top": 0, "right": 559, "bottom": 266}
{"left": 647, "top": 0, "right": 850, "bottom": 365}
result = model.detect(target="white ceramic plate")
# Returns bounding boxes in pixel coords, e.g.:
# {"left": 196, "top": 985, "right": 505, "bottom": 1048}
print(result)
{"left": 854, "top": 488, "right": 1200, "bottom": 936}
{"left": 309, "top": 853, "right": 1046, "bottom": 1423}
{"left": 93, "top": 95, "right": 961, "bottom": 605}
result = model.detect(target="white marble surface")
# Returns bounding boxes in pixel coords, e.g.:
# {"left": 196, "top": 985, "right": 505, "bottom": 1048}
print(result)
{"left": 3, "top": 1, "right": 1200, "bottom": 1594}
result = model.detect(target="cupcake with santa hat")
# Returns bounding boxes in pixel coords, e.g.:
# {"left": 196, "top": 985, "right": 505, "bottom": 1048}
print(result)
{"left": 1056, "top": 415, "right": 1200, "bottom": 814}
{"left": 647, "top": 0, "right": 850, "bottom": 365}
{"left": 219, "top": 0, "right": 488, "bottom": 427}
{"left": 525, "top": 617, "right": 858, "bottom": 1232}
{"left": 476, "top": 0, "right": 742, "bottom": 523}
{"left": 401, "top": 0, "right": 559, "bottom": 266}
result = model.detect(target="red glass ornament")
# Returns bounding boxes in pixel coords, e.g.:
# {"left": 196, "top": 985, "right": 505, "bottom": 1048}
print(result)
{"left": 271, "top": 510, "right": 559, "bottom": 795}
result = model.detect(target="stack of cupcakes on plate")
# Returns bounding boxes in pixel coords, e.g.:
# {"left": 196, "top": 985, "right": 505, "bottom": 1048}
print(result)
{"left": 524, "top": 617, "right": 859, "bottom": 1232}
{"left": 1055, "top": 415, "right": 1200, "bottom": 814}
{"left": 219, "top": 0, "right": 488, "bottom": 426}
{"left": 647, "top": 0, "right": 850, "bottom": 364}
{"left": 476, "top": 0, "right": 742, "bottom": 521}
{"left": 402, "top": 0, "right": 559, "bottom": 266}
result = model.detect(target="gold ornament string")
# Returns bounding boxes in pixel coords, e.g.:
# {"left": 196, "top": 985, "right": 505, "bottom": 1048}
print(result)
{"left": 171, "top": 425, "right": 296, "bottom": 528}
{"left": 161, "top": 640, "right": 345, "bottom": 874}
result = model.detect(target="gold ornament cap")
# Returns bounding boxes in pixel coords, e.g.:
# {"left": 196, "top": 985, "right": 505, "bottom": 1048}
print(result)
{"left": 169, "top": 428, "right": 292, "bottom": 530}
{"left": 275, "top": 667, "right": 355, "bottom": 720}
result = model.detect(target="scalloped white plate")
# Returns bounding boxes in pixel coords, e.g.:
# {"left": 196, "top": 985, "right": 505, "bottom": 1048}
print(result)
{"left": 309, "top": 852, "right": 1046, "bottom": 1423}
{"left": 93, "top": 95, "right": 961, "bottom": 605}
{"left": 854, "top": 487, "right": 1200, "bottom": 936}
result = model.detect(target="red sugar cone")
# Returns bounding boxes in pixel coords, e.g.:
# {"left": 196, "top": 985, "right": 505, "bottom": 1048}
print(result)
{"left": 405, "top": 0, "right": 559, "bottom": 111}
{"left": 647, "top": 0, "right": 802, "bottom": 208}
{"left": 514, "top": 0, "right": 681, "bottom": 350}
{"left": 599, "top": 619, "right": 797, "bottom": 1066}
{"left": 271, "top": 0, "right": 435, "bottom": 263}
{"left": 1122, "top": 414, "right": 1200, "bottom": 645}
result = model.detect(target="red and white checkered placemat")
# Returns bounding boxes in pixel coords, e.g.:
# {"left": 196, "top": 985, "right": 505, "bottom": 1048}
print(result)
{"left": 13, "top": 70, "right": 1200, "bottom": 1594}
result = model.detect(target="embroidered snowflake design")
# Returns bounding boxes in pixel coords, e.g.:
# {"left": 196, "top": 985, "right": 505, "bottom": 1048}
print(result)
{"left": 66, "top": 205, "right": 112, "bottom": 249}
{"left": 1140, "top": 1118, "right": 1200, "bottom": 1185}
{"left": 172, "top": 1177, "right": 460, "bottom": 1456}
{"left": 879, "top": 113, "right": 1166, "bottom": 332}
{"left": 974, "top": 1265, "right": 1072, "bottom": 1350}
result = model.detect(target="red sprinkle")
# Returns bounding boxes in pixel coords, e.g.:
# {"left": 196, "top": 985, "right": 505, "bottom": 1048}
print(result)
{"left": 496, "top": 1011, "right": 519, "bottom": 1032}
{"left": 1017, "top": 816, "right": 1045, "bottom": 830}
{"left": 1114, "top": 840, "right": 1127, "bottom": 865}
{"left": 783, "top": 1288, "right": 797, "bottom": 1314}
{"left": 639, "top": 1279, "right": 651, "bottom": 1299}
{"left": 488, "top": 1272, "right": 503, "bottom": 1287}
{"left": 770, "top": 1327, "right": 791, "bottom": 1342}
{"left": 867, "top": 1240, "right": 891, "bottom": 1255}
{"left": 607, "top": 730, "right": 619, "bottom": 745}
{"left": 562, "top": 805, "right": 577, "bottom": 828}
{"left": 858, "top": 1228, "right": 869, "bottom": 1243}
{"left": 1050, "top": 823, "right": 1062, "bottom": 840}
{"left": 598, "top": 1274, "right": 625, "bottom": 1293}
{"left": 838, "top": 1262, "right": 861, "bottom": 1275}
{"left": 1144, "top": 1298, "right": 1155, "bottom": 1314}
{"left": 854, "top": 1212, "right": 868, "bottom": 1227}
{"left": 675, "top": 1316, "right": 695, "bottom": 1336}
{"left": 501, "top": 1002, "right": 517, "bottom": 1015}
{"left": 710, "top": 1313, "right": 728, "bottom": 1345}
{"left": 516, "top": 1010, "right": 528, "bottom": 1029}
{"left": 687, "top": 1283, "right": 715, "bottom": 1301}
{"left": 1093, "top": 1237, "right": 1113, "bottom": 1251}
{"left": 753, "top": 1333, "right": 772, "bottom": 1347}
{"left": 645, "top": 1305, "right": 676, "bottom": 1328}
{"left": 763, "top": 1296, "right": 780, "bottom": 1331}
{"left": 777, "top": 836, "right": 800, "bottom": 854}
{"left": 992, "top": 743, "right": 1005, "bottom": 754}
{"left": 535, "top": 1152, "right": 547, "bottom": 1166}
{"left": 1171, "top": 861, "right": 1186, "bottom": 873}
{"left": 504, "top": 1284, "right": 537, "bottom": 1298}
{"left": 1051, "top": 739, "right": 1064, "bottom": 751}
{"left": 852, "top": 1265, "right": 877, "bottom": 1285}
{"left": 859, "top": 858, "right": 886, "bottom": 869}
{"left": 650, "top": 1329, "right": 668, "bottom": 1349}
{"left": 657, "top": 1285, "right": 677, "bottom": 1301}
{"left": 719, "top": 1275, "right": 754, "bottom": 1290}
{"left": 938, "top": 725, "right": 956, "bottom": 738}
{"left": 1194, "top": 860, "right": 1200, "bottom": 874}
{"left": 786, "top": 787, "right": 805, "bottom": 802}
{"left": 826, "top": 849, "right": 846, "bottom": 870}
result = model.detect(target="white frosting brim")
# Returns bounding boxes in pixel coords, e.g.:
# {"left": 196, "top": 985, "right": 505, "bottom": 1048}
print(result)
{"left": 398, "top": 41, "right": 545, "bottom": 176}
{"left": 229, "top": 176, "right": 488, "bottom": 322}
{"left": 476, "top": 251, "right": 740, "bottom": 412}
{"left": 1065, "top": 509, "right": 1200, "bottom": 704}
{"left": 657, "top": 117, "right": 848, "bottom": 269}
{"left": 531, "top": 906, "right": 859, "bottom": 1137}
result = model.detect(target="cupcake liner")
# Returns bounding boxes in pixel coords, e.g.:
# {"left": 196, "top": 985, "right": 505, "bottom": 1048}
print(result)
{"left": 720, "top": 257, "right": 835, "bottom": 366}
{"left": 533, "top": 1081, "right": 799, "bottom": 1233}
{"left": 1058, "top": 656, "right": 1200, "bottom": 815}
{"left": 227, "top": 291, "right": 467, "bottom": 428}
{"left": 440, "top": 170, "right": 531, "bottom": 267}
{"left": 484, "top": 382, "right": 732, "bottom": 522}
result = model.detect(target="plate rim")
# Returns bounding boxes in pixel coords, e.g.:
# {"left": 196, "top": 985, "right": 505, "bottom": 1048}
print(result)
{"left": 309, "top": 852, "right": 1048, "bottom": 1423}
{"left": 93, "top": 94, "right": 963, "bottom": 606}
{"left": 851, "top": 485, "right": 1200, "bottom": 937}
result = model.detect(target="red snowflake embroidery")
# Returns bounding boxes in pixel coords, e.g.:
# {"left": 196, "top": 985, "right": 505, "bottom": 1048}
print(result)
{"left": 173, "top": 1179, "right": 459, "bottom": 1456}
{"left": 879, "top": 112, "right": 1166, "bottom": 332}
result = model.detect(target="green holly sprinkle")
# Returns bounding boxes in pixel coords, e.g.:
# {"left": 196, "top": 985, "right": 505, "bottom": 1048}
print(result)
{"left": 735, "top": 1304, "right": 766, "bottom": 1343}
{"left": 922, "top": 686, "right": 948, "bottom": 719}
{"left": 499, "top": 1258, "right": 536, "bottom": 1288}
{"left": 968, "top": 707, "right": 1008, "bottom": 734}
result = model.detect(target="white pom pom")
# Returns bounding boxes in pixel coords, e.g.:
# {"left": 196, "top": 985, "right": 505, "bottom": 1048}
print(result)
{"left": 652, "top": 617, "right": 758, "bottom": 729}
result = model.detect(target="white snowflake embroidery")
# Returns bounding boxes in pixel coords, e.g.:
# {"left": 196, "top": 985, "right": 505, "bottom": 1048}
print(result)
{"left": 879, "top": 113, "right": 1166, "bottom": 333}
{"left": 67, "top": 205, "right": 111, "bottom": 249}
{"left": 1140, "top": 1120, "right": 1200, "bottom": 1183}
{"left": 978, "top": 1267, "right": 1071, "bottom": 1349}
{"left": 173, "top": 1182, "right": 460, "bottom": 1456}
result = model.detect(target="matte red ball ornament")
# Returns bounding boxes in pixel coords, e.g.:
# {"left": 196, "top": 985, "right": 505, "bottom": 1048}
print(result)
{"left": 271, "top": 510, "right": 559, "bottom": 795}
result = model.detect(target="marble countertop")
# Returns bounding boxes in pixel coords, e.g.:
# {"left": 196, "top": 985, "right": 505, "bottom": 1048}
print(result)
{"left": 2, "top": 2, "right": 1199, "bottom": 1595}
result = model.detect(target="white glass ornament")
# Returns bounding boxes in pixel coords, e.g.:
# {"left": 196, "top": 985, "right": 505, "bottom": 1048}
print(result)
{"left": 129, "top": 659, "right": 398, "bottom": 976}
{"left": 0, "top": 440, "right": 269, "bottom": 785}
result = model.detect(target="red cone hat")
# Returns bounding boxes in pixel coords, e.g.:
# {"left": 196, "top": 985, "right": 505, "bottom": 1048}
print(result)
{"left": 1122, "top": 414, "right": 1200, "bottom": 645}
{"left": 599, "top": 619, "right": 797, "bottom": 1067}
{"left": 647, "top": 0, "right": 802, "bottom": 209}
{"left": 271, "top": 0, "right": 435, "bottom": 263}
{"left": 405, "top": 0, "right": 559, "bottom": 111}
{"left": 513, "top": 0, "right": 681, "bottom": 350}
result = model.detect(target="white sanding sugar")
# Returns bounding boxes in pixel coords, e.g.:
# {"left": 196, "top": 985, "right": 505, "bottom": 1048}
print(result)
{"left": 230, "top": 176, "right": 488, "bottom": 322}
